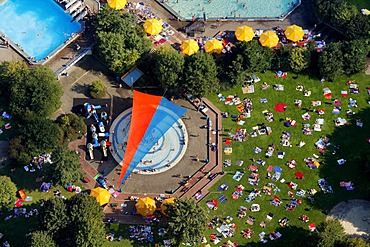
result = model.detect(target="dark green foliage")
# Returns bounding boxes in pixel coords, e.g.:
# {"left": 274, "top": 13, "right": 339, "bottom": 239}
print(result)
{"left": 225, "top": 55, "right": 248, "bottom": 87}
{"left": 9, "top": 119, "right": 63, "bottom": 165}
{"left": 234, "top": 40, "right": 274, "bottom": 72}
{"left": 90, "top": 80, "right": 107, "bottom": 99}
{"left": 272, "top": 47, "right": 291, "bottom": 72}
{"left": 50, "top": 145, "right": 82, "bottom": 185}
{"left": 164, "top": 198, "right": 207, "bottom": 245}
{"left": 27, "top": 231, "right": 57, "bottom": 247}
{"left": 317, "top": 219, "right": 345, "bottom": 247}
{"left": 67, "top": 194, "right": 105, "bottom": 247}
{"left": 183, "top": 53, "right": 219, "bottom": 97}
{"left": 94, "top": 5, "right": 152, "bottom": 74}
{"left": 0, "top": 176, "right": 17, "bottom": 207}
{"left": 56, "top": 113, "right": 87, "bottom": 141}
{"left": 153, "top": 46, "right": 185, "bottom": 91}
{"left": 0, "top": 61, "right": 62, "bottom": 120}
{"left": 342, "top": 40, "right": 367, "bottom": 75}
{"left": 39, "top": 194, "right": 105, "bottom": 247}
{"left": 318, "top": 42, "right": 344, "bottom": 81}
{"left": 289, "top": 47, "right": 311, "bottom": 73}
{"left": 40, "top": 197, "right": 69, "bottom": 239}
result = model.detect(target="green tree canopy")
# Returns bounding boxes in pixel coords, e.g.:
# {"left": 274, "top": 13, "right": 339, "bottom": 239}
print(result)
{"left": 50, "top": 145, "right": 82, "bottom": 185}
{"left": 342, "top": 40, "right": 367, "bottom": 75}
{"left": 67, "top": 194, "right": 105, "bottom": 247}
{"left": 153, "top": 46, "right": 185, "bottom": 90}
{"left": 318, "top": 42, "right": 344, "bottom": 81}
{"left": 0, "top": 61, "right": 62, "bottom": 120}
{"left": 225, "top": 54, "right": 248, "bottom": 87}
{"left": 90, "top": 80, "right": 107, "bottom": 99}
{"left": 94, "top": 5, "right": 152, "bottom": 74}
{"left": 39, "top": 194, "right": 105, "bottom": 247}
{"left": 289, "top": 47, "right": 311, "bottom": 73}
{"left": 183, "top": 52, "right": 219, "bottom": 97}
{"left": 0, "top": 176, "right": 17, "bottom": 207}
{"left": 317, "top": 219, "right": 345, "bottom": 247}
{"left": 9, "top": 118, "right": 63, "bottom": 165}
{"left": 28, "top": 231, "right": 57, "bottom": 247}
{"left": 235, "top": 40, "right": 274, "bottom": 72}
{"left": 56, "top": 113, "right": 87, "bottom": 142}
{"left": 164, "top": 198, "right": 207, "bottom": 245}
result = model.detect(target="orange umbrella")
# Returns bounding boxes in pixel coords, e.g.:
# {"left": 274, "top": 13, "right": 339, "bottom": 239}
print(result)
{"left": 135, "top": 197, "right": 156, "bottom": 216}
{"left": 259, "top": 31, "right": 279, "bottom": 48}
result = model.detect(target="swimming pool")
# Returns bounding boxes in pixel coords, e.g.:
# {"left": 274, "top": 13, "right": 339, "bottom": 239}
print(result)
{"left": 160, "top": 0, "right": 300, "bottom": 21}
{"left": 0, "top": 0, "right": 83, "bottom": 63}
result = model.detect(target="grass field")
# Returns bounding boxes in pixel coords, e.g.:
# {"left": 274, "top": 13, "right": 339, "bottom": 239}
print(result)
{"left": 197, "top": 71, "right": 370, "bottom": 246}
{"left": 0, "top": 165, "right": 80, "bottom": 246}
{"left": 346, "top": 0, "right": 370, "bottom": 10}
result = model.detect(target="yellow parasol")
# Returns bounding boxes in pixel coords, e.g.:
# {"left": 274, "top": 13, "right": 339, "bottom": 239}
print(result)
{"left": 160, "top": 197, "right": 175, "bottom": 215}
{"left": 143, "top": 19, "right": 163, "bottom": 35}
{"left": 107, "top": 0, "right": 127, "bottom": 10}
{"left": 135, "top": 197, "right": 157, "bottom": 216}
{"left": 90, "top": 187, "right": 111, "bottom": 206}
{"left": 259, "top": 31, "right": 279, "bottom": 48}
{"left": 235, "top": 26, "right": 254, "bottom": 42}
{"left": 284, "top": 24, "right": 304, "bottom": 42}
{"left": 204, "top": 39, "right": 224, "bottom": 54}
{"left": 180, "top": 39, "right": 199, "bottom": 56}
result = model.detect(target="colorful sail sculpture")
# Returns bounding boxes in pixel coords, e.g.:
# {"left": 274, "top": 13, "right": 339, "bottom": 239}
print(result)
{"left": 117, "top": 91, "right": 187, "bottom": 186}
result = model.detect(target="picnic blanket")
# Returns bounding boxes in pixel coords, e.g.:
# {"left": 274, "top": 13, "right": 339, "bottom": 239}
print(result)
{"left": 274, "top": 103, "right": 286, "bottom": 112}
{"left": 233, "top": 171, "right": 244, "bottom": 181}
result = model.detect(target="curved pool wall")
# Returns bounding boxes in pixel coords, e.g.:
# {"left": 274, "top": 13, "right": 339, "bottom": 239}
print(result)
{"left": 0, "top": 0, "right": 84, "bottom": 65}
{"left": 109, "top": 108, "right": 188, "bottom": 175}
{"left": 158, "top": 0, "right": 301, "bottom": 21}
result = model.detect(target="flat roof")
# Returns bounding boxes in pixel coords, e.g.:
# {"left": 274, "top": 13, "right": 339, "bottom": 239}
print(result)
{"left": 121, "top": 67, "right": 144, "bottom": 87}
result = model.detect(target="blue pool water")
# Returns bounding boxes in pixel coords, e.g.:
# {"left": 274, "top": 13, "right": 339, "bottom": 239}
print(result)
{"left": 0, "top": 0, "right": 82, "bottom": 60}
{"left": 162, "top": 0, "right": 299, "bottom": 20}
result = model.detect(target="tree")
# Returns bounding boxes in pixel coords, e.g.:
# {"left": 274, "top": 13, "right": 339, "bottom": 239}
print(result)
{"left": 94, "top": 6, "right": 152, "bottom": 74}
{"left": 342, "top": 40, "right": 367, "bottom": 75}
{"left": 183, "top": 53, "right": 219, "bottom": 97}
{"left": 90, "top": 80, "right": 107, "bottom": 99}
{"left": 0, "top": 61, "right": 62, "bottom": 120}
{"left": 343, "top": 237, "right": 370, "bottom": 247}
{"left": 56, "top": 113, "right": 87, "bottom": 141}
{"left": 317, "top": 219, "right": 345, "bottom": 247}
{"left": 0, "top": 176, "right": 17, "bottom": 207}
{"left": 345, "top": 14, "right": 370, "bottom": 39}
{"left": 318, "top": 43, "right": 344, "bottom": 81}
{"left": 289, "top": 47, "right": 311, "bottom": 73}
{"left": 271, "top": 47, "right": 291, "bottom": 72}
{"left": 235, "top": 40, "right": 274, "bottom": 72}
{"left": 330, "top": 1, "right": 357, "bottom": 29}
{"left": 28, "top": 231, "right": 57, "bottom": 247}
{"left": 225, "top": 54, "right": 248, "bottom": 87}
{"left": 9, "top": 118, "right": 63, "bottom": 164}
{"left": 51, "top": 145, "right": 82, "bottom": 185}
{"left": 40, "top": 197, "right": 69, "bottom": 238}
{"left": 164, "top": 198, "right": 207, "bottom": 245}
{"left": 39, "top": 194, "right": 105, "bottom": 247}
{"left": 153, "top": 46, "right": 184, "bottom": 90}
{"left": 67, "top": 194, "right": 105, "bottom": 247}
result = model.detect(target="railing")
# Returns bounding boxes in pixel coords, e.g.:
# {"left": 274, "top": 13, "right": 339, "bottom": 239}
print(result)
{"left": 55, "top": 43, "right": 94, "bottom": 76}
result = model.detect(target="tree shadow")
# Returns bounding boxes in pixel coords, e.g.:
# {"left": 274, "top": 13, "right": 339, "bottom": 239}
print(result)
{"left": 310, "top": 107, "right": 370, "bottom": 230}
{"left": 71, "top": 83, "right": 90, "bottom": 97}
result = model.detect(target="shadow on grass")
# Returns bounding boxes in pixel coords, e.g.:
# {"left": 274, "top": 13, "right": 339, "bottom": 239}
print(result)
{"left": 310, "top": 107, "right": 370, "bottom": 225}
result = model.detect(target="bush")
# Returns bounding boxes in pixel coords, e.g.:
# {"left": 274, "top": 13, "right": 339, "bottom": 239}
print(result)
{"left": 56, "top": 113, "right": 87, "bottom": 141}
{"left": 90, "top": 80, "right": 106, "bottom": 99}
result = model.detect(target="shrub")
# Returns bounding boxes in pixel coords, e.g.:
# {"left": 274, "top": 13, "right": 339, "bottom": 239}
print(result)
{"left": 90, "top": 80, "right": 106, "bottom": 99}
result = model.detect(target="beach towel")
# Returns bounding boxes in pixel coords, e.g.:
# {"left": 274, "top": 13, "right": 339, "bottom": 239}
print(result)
{"left": 274, "top": 103, "right": 286, "bottom": 112}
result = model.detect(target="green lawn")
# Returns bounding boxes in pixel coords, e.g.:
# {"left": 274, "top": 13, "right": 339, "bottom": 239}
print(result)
{"left": 197, "top": 71, "right": 370, "bottom": 246}
{"left": 0, "top": 165, "right": 80, "bottom": 246}
{"left": 346, "top": 0, "right": 370, "bottom": 10}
